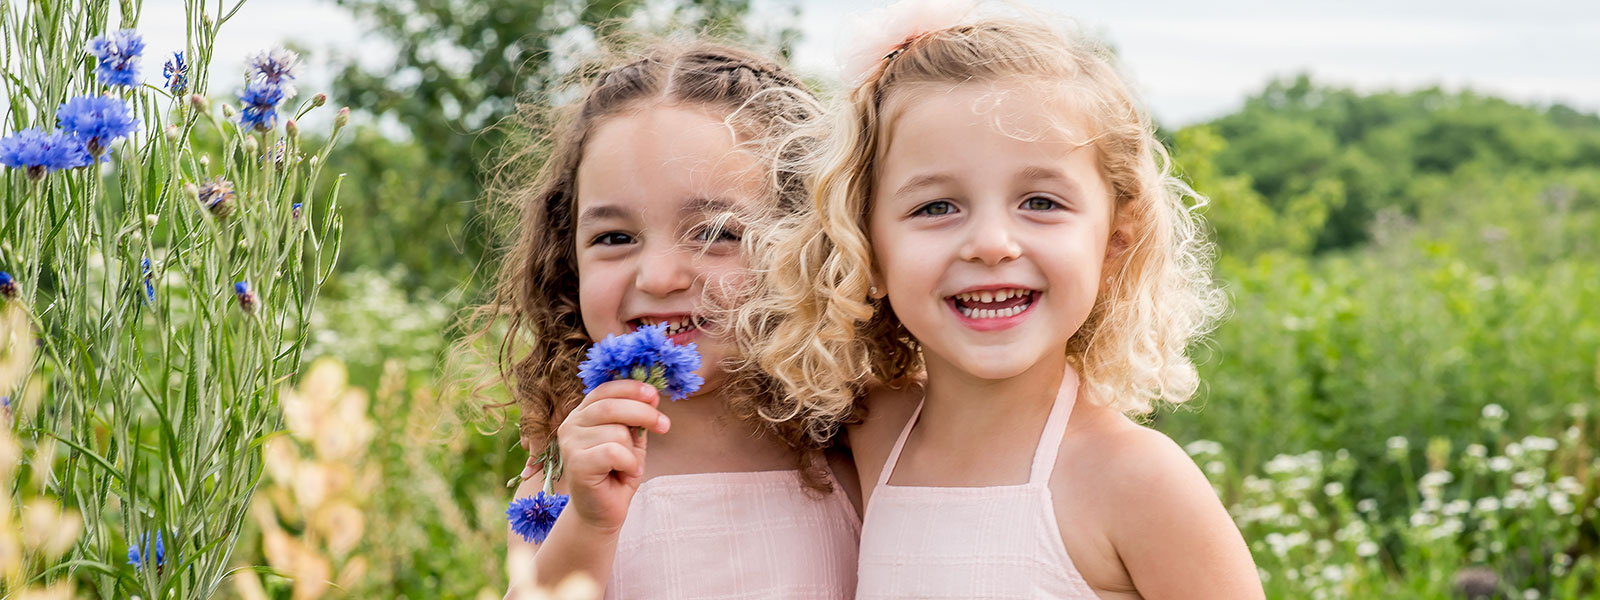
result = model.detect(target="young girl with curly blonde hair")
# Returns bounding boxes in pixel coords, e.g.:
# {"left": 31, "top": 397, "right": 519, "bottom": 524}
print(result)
{"left": 737, "top": 2, "right": 1262, "bottom": 597}
{"left": 475, "top": 41, "right": 861, "bottom": 598}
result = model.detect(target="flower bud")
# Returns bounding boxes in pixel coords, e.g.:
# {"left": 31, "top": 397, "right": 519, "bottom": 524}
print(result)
{"left": 311, "top": 93, "right": 327, "bottom": 108}
{"left": 197, "top": 177, "right": 236, "bottom": 219}
{"left": 285, "top": 119, "right": 299, "bottom": 142}
{"left": 335, "top": 107, "right": 350, "bottom": 128}
{"left": 0, "top": 272, "right": 18, "bottom": 300}
{"left": 221, "top": 103, "right": 236, "bottom": 118}
{"left": 238, "top": 237, "right": 250, "bottom": 250}
{"left": 165, "top": 125, "right": 181, "bottom": 142}
{"left": 145, "top": 214, "right": 159, "bottom": 228}
{"left": 183, "top": 183, "right": 200, "bottom": 200}
{"left": 199, "top": 156, "right": 211, "bottom": 171}
{"left": 234, "top": 281, "right": 257, "bottom": 314}
{"left": 190, "top": 94, "right": 210, "bottom": 112}
{"left": 243, "top": 136, "right": 258, "bottom": 155}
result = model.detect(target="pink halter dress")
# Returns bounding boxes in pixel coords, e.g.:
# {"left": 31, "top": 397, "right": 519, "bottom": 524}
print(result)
{"left": 856, "top": 368, "right": 1100, "bottom": 599}
{"left": 604, "top": 460, "right": 861, "bottom": 599}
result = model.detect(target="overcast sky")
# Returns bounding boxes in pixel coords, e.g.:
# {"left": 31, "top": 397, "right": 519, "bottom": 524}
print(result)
{"left": 133, "top": 0, "right": 1600, "bottom": 128}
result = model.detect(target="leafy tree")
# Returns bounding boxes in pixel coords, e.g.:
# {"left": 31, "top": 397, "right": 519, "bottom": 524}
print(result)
{"left": 1198, "top": 74, "right": 1600, "bottom": 253}
{"left": 1173, "top": 126, "right": 1338, "bottom": 259}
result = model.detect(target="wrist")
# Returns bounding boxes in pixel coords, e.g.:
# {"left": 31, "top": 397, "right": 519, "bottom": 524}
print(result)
{"left": 566, "top": 498, "right": 625, "bottom": 537}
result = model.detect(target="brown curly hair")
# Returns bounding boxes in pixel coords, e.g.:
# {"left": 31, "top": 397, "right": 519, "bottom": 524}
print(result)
{"left": 464, "top": 39, "right": 832, "bottom": 490}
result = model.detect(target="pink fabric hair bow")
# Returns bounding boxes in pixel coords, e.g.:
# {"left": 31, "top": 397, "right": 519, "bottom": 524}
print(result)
{"left": 837, "top": 0, "right": 980, "bottom": 85}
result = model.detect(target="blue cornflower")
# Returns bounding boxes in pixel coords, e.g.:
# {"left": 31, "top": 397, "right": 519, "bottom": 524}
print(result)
{"left": 162, "top": 51, "right": 188, "bottom": 95}
{"left": 1, "top": 396, "right": 10, "bottom": 419}
{"left": 0, "top": 271, "right": 16, "bottom": 299}
{"left": 236, "top": 80, "right": 284, "bottom": 132}
{"left": 577, "top": 323, "right": 703, "bottom": 401}
{"left": 127, "top": 531, "right": 165, "bottom": 571}
{"left": 291, "top": 202, "right": 303, "bottom": 221}
{"left": 141, "top": 258, "right": 155, "bottom": 304}
{"left": 246, "top": 46, "right": 301, "bottom": 99}
{"left": 0, "top": 128, "right": 91, "bottom": 179}
{"left": 87, "top": 29, "right": 144, "bottom": 88}
{"left": 507, "top": 491, "right": 569, "bottom": 544}
{"left": 234, "top": 281, "right": 256, "bottom": 314}
{"left": 57, "top": 96, "right": 139, "bottom": 157}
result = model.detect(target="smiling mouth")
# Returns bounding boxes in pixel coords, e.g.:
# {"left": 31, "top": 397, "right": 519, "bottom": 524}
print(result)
{"left": 947, "top": 288, "right": 1039, "bottom": 319}
{"left": 629, "top": 316, "right": 702, "bottom": 336}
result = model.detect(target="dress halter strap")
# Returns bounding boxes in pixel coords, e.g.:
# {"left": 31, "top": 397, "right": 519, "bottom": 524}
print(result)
{"left": 1028, "top": 365, "right": 1080, "bottom": 485}
{"left": 877, "top": 366, "right": 1081, "bottom": 488}
{"left": 877, "top": 399, "right": 926, "bottom": 488}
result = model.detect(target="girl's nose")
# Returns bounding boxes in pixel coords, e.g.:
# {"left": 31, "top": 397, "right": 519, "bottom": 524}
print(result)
{"left": 634, "top": 244, "right": 694, "bottom": 297}
{"left": 958, "top": 207, "right": 1022, "bottom": 266}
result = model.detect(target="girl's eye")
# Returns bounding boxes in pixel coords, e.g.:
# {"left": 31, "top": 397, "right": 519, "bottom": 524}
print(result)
{"left": 692, "top": 225, "right": 742, "bottom": 243}
{"left": 913, "top": 200, "right": 956, "bottom": 217}
{"left": 590, "top": 232, "right": 635, "bottom": 246}
{"left": 1023, "top": 196, "right": 1062, "bottom": 211}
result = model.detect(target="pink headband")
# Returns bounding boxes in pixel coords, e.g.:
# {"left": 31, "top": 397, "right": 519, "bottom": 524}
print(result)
{"left": 837, "top": 0, "right": 980, "bottom": 85}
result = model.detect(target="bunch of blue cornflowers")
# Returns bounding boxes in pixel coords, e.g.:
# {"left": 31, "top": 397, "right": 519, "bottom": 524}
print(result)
{"left": 508, "top": 324, "right": 702, "bottom": 543}
{"left": 0, "top": 29, "right": 146, "bottom": 180}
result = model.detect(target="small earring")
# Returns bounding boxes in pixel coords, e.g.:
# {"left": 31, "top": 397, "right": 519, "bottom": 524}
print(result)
{"left": 869, "top": 285, "right": 880, "bottom": 297}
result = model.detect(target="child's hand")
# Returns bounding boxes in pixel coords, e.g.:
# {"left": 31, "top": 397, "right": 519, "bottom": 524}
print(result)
{"left": 555, "top": 379, "right": 671, "bottom": 533}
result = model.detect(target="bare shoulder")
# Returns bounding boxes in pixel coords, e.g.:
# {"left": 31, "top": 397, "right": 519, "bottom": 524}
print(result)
{"left": 1063, "top": 410, "right": 1209, "bottom": 502}
{"left": 1053, "top": 403, "right": 1263, "bottom": 599}
{"left": 845, "top": 378, "right": 924, "bottom": 498}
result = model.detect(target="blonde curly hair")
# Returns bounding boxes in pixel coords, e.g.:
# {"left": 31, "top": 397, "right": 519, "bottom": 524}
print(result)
{"left": 735, "top": 12, "right": 1226, "bottom": 444}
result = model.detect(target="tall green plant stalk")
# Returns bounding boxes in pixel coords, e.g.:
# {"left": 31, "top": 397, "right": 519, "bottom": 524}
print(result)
{"left": 0, "top": 0, "right": 346, "bottom": 597}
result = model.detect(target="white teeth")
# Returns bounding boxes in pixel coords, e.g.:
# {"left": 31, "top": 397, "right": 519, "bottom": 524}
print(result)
{"left": 953, "top": 289, "right": 1031, "bottom": 304}
{"left": 640, "top": 317, "right": 698, "bottom": 334}
{"left": 957, "top": 300, "right": 1029, "bottom": 319}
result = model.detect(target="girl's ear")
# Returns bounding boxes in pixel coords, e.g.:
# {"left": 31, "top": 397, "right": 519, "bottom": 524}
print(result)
{"left": 1102, "top": 209, "right": 1134, "bottom": 276}
{"left": 868, "top": 251, "right": 887, "bottom": 299}
{"left": 868, "top": 271, "right": 887, "bottom": 300}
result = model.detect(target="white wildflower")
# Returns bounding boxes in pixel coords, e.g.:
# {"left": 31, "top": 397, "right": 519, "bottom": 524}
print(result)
{"left": 1356, "top": 541, "right": 1379, "bottom": 557}
{"left": 1184, "top": 439, "right": 1223, "bottom": 456}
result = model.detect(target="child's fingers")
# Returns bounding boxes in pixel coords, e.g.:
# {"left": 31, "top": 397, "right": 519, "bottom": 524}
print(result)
{"left": 565, "top": 398, "right": 669, "bottom": 434}
{"left": 564, "top": 420, "right": 636, "bottom": 454}
{"left": 574, "top": 441, "right": 642, "bottom": 479}
{"left": 574, "top": 379, "right": 660, "bottom": 410}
